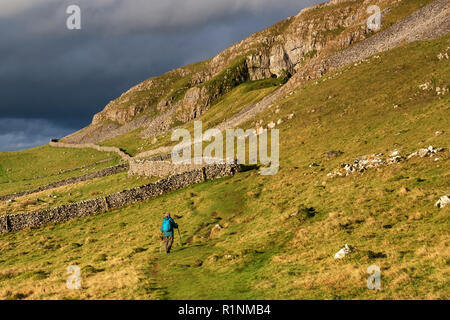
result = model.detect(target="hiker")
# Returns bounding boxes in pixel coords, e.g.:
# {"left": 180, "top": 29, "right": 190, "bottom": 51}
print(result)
{"left": 160, "top": 212, "right": 178, "bottom": 254}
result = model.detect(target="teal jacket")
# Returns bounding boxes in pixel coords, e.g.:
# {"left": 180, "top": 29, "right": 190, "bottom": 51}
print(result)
{"left": 160, "top": 217, "right": 178, "bottom": 237}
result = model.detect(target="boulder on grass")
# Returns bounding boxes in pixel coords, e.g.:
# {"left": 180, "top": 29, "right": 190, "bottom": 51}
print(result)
{"left": 435, "top": 195, "right": 450, "bottom": 208}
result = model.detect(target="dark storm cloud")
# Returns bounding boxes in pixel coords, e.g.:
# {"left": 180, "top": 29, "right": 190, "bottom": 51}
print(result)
{"left": 0, "top": 0, "right": 319, "bottom": 151}
{"left": 0, "top": 118, "right": 74, "bottom": 151}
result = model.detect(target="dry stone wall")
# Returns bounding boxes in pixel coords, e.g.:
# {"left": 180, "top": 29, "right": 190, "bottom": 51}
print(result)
{"left": 129, "top": 157, "right": 238, "bottom": 178}
{"left": 129, "top": 160, "right": 203, "bottom": 178}
{"left": 0, "top": 163, "right": 242, "bottom": 234}
{"left": 129, "top": 158, "right": 199, "bottom": 178}
{"left": 49, "top": 140, "right": 131, "bottom": 161}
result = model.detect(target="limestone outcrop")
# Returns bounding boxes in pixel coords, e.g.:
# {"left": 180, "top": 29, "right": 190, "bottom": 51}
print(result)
{"left": 63, "top": 0, "right": 397, "bottom": 144}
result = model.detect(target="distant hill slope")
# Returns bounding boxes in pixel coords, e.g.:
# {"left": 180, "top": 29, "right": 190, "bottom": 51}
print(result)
{"left": 63, "top": 0, "right": 447, "bottom": 146}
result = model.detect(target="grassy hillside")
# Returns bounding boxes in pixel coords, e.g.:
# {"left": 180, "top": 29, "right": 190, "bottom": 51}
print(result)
{"left": 0, "top": 34, "right": 448, "bottom": 300}
{"left": 0, "top": 146, "right": 120, "bottom": 197}
{"left": 0, "top": 172, "right": 158, "bottom": 215}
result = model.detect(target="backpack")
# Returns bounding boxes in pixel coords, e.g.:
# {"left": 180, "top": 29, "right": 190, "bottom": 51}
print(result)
{"left": 162, "top": 219, "right": 172, "bottom": 233}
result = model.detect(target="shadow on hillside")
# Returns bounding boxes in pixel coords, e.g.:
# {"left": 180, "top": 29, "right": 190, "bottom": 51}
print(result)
{"left": 240, "top": 164, "right": 259, "bottom": 172}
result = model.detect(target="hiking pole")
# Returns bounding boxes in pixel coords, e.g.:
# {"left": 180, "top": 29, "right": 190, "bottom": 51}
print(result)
{"left": 177, "top": 228, "right": 183, "bottom": 246}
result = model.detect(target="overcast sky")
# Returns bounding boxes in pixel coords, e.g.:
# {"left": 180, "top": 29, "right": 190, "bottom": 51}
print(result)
{"left": 0, "top": 0, "right": 320, "bottom": 152}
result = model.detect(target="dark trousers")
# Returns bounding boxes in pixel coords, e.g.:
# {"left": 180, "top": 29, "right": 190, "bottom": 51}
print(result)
{"left": 163, "top": 236, "right": 174, "bottom": 253}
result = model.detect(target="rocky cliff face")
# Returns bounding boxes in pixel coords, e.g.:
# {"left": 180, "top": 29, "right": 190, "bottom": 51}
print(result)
{"left": 64, "top": 0, "right": 431, "bottom": 144}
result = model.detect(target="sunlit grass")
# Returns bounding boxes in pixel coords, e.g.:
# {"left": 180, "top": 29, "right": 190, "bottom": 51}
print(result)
{"left": 0, "top": 146, "right": 120, "bottom": 197}
{"left": 0, "top": 34, "right": 448, "bottom": 300}
{"left": 0, "top": 172, "right": 159, "bottom": 215}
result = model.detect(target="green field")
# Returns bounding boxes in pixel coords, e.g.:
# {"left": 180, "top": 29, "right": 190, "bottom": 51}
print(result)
{"left": 0, "top": 171, "right": 159, "bottom": 215}
{"left": 0, "top": 146, "right": 121, "bottom": 197}
{"left": 0, "top": 34, "right": 448, "bottom": 299}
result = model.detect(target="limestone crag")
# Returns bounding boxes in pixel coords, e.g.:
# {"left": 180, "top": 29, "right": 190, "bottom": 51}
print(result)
{"left": 64, "top": 0, "right": 397, "bottom": 144}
